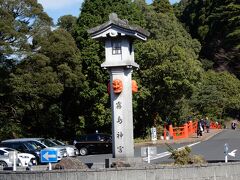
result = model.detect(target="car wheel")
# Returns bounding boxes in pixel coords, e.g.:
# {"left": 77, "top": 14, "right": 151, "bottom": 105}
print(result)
{"left": 79, "top": 147, "right": 88, "bottom": 156}
{"left": 30, "top": 158, "right": 37, "bottom": 165}
{"left": 0, "top": 161, "right": 8, "bottom": 167}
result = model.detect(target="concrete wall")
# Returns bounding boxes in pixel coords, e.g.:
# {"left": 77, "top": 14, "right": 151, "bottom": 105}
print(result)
{"left": 0, "top": 162, "right": 240, "bottom": 180}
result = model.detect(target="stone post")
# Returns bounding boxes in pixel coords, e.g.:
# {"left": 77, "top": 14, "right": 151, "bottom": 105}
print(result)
{"left": 110, "top": 68, "right": 134, "bottom": 157}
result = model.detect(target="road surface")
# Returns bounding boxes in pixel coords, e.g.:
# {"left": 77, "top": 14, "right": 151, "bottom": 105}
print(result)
{"left": 77, "top": 129, "right": 240, "bottom": 165}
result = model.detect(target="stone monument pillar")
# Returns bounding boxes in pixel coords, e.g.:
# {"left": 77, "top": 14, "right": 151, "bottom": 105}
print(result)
{"left": 88, "top": 13, "right": 149, "bottom": 158}
{"left": 110, "top": 67, "right": 134, "bottom": 157}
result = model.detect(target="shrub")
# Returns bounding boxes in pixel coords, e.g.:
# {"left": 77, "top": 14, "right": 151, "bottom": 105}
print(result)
{"left": 166, "top": 144, "right": 206, "bottom": 165}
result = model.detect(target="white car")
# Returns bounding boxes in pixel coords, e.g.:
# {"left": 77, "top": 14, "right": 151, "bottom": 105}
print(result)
{"left": 0, "top": 155, "right": 14, "bottom": 168}
{"left": 51, "top": 139, "right": 79, "bottom": 157}
{"left": 0, "top": 147, "right": 37, "bottom": 167}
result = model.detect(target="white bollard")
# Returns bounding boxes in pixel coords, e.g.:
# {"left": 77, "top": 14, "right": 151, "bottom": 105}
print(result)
{"left": 225, "top": 154, "right": 228, "bottom": 163}
{"left": 13, "top": 151, "right": 16, "bottom": 171}
{"left": 49, "top": 162, "right": 52, "bottom": 171}
{"left": 224, "top": 143, "right": 228, "bottom": 163}
{"left": 147, "top": 146, "right": 150, "bottom": 163}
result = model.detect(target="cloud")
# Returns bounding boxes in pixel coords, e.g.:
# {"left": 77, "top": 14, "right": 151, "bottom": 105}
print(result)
{"left": 38, "top": 0, "right": 83, "bottom": 10}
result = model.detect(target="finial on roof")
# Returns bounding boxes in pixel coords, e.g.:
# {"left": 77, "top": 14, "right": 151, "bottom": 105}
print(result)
{"left": 109, "top": 13, "right": 118, "bottom": 21}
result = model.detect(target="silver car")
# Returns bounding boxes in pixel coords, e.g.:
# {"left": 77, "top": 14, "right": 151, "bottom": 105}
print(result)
{"left": 50, "top": 139, "right": 79, "bottom": 157}
{"left": 28, "top": 138, "right": 68, "bottom": 161}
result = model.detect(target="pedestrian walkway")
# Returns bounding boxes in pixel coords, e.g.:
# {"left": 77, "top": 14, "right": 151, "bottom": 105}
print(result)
{"left": 135, "top": 129, "right": 222, "bottom": 147}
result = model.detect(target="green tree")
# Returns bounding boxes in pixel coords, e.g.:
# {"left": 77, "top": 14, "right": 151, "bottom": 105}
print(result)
{"left": 10, "top": 53, "right": 64, "bottom": 137}
{"left": 0, "top": 0, "right": 52, "bottom": 139}
{"left": 0, "top": 56, "right": 21, "bottom": 139}
{"left": 9, "top": 29, "right": 85, "bottom": 139}
{"left": 179, "top": 0, "right": 240, "bottom": 78}
{"left": 133, "top": 2, "right": 203, "bottom": 135}
{"left": 152, "top": 0, "right": 174, "bottom": 14}
{"left": 57, "top": 15, "right": 77, "bottom": 36}
{"left": 0, "top": 0, "right": 52, "bottom": 58}
{"left": 190, "top": 70, "right": 240, "bottom": 119}
{"left": 172, "top": 0, "right": 189, "bottom": 19}
{"left": 33, "top": 29, "right": 86, "bottom": 138}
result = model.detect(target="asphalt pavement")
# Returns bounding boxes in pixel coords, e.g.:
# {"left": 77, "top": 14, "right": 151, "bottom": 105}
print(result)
{"left": 144, "top": 128, "right": 240, "bottom": 164}
{"left": 77, "top": 129, "right": 223, "bottom": 167}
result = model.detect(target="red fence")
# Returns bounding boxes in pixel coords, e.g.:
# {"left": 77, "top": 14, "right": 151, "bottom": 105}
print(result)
{"left": 172, "top": 126, "right": 185, "bottom": 140}
{"left": 163, "top": 120, "right": 220, "bottom": 140}
{"left": 210, "top": 122, "right": 222, "bottom": 129}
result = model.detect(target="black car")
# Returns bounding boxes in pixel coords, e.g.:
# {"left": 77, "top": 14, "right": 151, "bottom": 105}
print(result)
{"left": 74, "top": 133, "right": 112, "bottom": 156}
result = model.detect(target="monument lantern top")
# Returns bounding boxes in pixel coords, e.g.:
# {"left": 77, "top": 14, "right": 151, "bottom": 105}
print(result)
{"left": 88, "top": 13, "right": 150, "bottom": 41}
{"left": 88, "top": 13, "right": 149, "bottom": 69}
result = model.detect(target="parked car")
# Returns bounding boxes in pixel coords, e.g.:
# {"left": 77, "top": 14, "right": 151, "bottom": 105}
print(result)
{"left": 0, "top": 147, "right": 37, "bottom": 167}
{"left": 0, "top": 140, "right": 43, "bottom": 163}
{"left": 50, "top": 139, "right": 79, "bottom": 157}
{"left": 0, "top": 154, "right": 15, "bottom": 168}
{"left": 34, "top": 138, "right": 68, "bottom": 160}
{"left": 1, "top": 138, "right": 67, "bottom": 163}
{"left": 74, "top": 133, "right": 112, "bottom": 156}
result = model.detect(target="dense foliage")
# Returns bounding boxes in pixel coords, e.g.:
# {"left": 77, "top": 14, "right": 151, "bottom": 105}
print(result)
{"left": 134, "top": 0, "right": 203, "bottom": 135}
{"left": 175, "top": 0, "right": 240, "bottom": 78}
{"left": 0, "top": 0, "right": 240, "bottom": 140}
{"left": 190, "top": 70, "right": 240, "bottom": 119}
{"left": 0, "top": 0, "right": 52, "bottom": 139}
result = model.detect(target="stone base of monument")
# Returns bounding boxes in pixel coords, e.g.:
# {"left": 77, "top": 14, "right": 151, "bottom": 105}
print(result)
{"left": 105, "top": 157, "right": 145, "bottom": 168}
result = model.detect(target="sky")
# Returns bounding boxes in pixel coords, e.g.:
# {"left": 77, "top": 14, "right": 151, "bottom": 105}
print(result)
{"left": 38, "top": 0, "right": 180, "bottom": 24}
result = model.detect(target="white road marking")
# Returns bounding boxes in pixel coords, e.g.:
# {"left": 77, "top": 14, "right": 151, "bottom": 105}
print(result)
{"left": 228, "top": 149, "right": 237, "bottom": 157}
{"left": 143, "top": 141, "right": 201, "bottom": 161}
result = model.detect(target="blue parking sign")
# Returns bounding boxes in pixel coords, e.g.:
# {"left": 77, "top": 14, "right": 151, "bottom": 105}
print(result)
{"left": 40, "top": 149, "right": 58, "bottom": 163}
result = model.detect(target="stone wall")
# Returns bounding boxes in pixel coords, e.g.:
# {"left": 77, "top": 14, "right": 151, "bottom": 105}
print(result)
{"left": 0, "top": 162, "right": 239, "bottom": 180}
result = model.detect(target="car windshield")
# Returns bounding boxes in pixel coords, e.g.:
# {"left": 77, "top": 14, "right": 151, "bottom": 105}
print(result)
{"left": 40, "top": 139, "right": 57, "bottom": 147}
{"left": 77, "top": 134, "right": 112, "bottom": 142}
{"left": 26, "top": 141, "right": 45, "bottom": 150}
{"left": 52, "top": 140, "right": 65, "bottom": 146}
{"left": 25, "top": 143, "right": 37, "bottom": 150}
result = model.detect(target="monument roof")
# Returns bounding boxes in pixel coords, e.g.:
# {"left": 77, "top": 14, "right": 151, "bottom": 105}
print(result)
{"left": 88, "top": 13, "right": 150, "bottom": 41}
